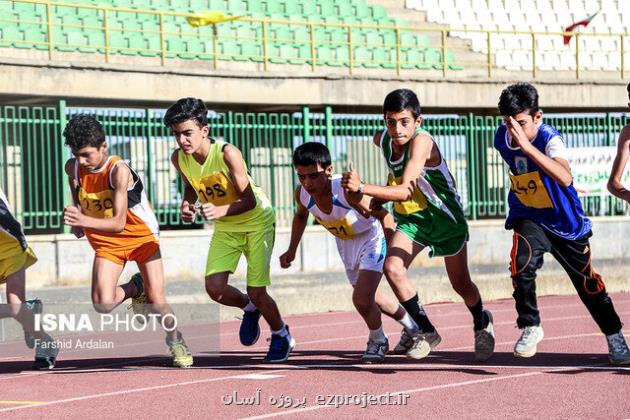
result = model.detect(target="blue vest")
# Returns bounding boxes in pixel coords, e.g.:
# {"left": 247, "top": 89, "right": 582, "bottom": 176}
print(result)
{"left": 494, "top": 123, "right": 591, "bottom": 240}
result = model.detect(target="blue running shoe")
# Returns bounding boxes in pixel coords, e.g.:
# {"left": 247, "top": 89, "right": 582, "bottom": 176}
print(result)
{"left": 264, "top": 326, "right": 295, "bottom": 363}
{"left": 239, "top": 309, "right": 261, "bottom": 346}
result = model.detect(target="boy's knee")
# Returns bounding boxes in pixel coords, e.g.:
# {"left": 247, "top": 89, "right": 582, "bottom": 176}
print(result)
{"left": 205, "top": 281, "right": 227, "bottom": 302}
{"left": 92, "top": 301, "right": 116, "bottom": 314}
{"left": 384, "top": 258, "right": 405, "bottom": 280}
{"left": 247, "top": 287, "right": 268, "bottom": 306}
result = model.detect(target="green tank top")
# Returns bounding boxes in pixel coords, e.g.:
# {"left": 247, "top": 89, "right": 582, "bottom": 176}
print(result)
{"left": 177, "top": 139, "right": 274, "bottom": 232}
{"left": 380, "top": 128, "right": 467, "bottom": 238}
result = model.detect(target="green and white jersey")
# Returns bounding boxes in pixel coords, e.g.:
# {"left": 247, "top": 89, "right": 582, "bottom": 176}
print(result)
{"left": 379, "top": 128, "right": 468, "bottom": 256}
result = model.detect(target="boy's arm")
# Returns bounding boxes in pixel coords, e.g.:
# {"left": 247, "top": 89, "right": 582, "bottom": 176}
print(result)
{"left": 170, "top": 150, "right": 198, "bottom": 223}
{"left": 63, "top": 159, "right": 84, "bottom": 238}
{"left": 607, "top": 126, "right": 630, "bottom": 202}
{"left": 63, "top": 163, "right": 131, "bottom": 233}
{"left": 344, "top": 190, "right": 395, "bottom": 245}
{"left": 342, "top": 133, "right": 432, "bottom": 202}
{"left": 506, "top": 116, "right": 573, "bottom": 187}
{"left": 198, "top": 145, "right": 257, "bottom": 220}
{"left": 279, "top": 187, "right": 309, "bottom": 268}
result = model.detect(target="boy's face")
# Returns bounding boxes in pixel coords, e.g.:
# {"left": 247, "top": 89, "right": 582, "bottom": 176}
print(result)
{"left": 296, "top": 163, "right": 332, "bottom": 195}
{"left": 170, "top": 119, "right": 209, "bottom": 154}
{"left": 73, "top": 143, "right": 108, "bottom": 171}
{"left": 505, "top": 110, "right": 542, "bottom": 141}
{"left": 385, "top": 110, "right": 422, "bottom": 146}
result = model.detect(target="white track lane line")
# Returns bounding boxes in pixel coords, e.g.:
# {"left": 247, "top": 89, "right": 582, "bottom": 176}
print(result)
{"left": 0, "top": 368, "right": 288, "bottom": 413}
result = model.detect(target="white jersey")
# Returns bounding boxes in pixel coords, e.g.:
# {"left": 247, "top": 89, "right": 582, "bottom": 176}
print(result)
{"left": 299, "top": 176, "right": 386, "bottom": 285}
{"left": 299, "top": 176, "right": 379, "bottom": 240}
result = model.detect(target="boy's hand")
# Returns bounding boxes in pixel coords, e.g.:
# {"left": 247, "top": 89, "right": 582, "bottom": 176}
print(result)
{"left": 200, "top": 202, "right": 227, "bottom": 220}
{"left": 341, "top": 161, "right": 362, "bottom": 193}
{"left": 369, "top": 197, "right": 387, "bottom": 211}
{"left": 180, "top": 200, "right": 197, "bottom": 223}
{"left": 71, "top": 225, "right": 85, "bottom": 238}
{"left": 506, "top": 116, "right": 532, "bottom": 151}
{"left": 63, "top": 205, "right": 85, "bottom": 227}
{"left": 279, "top": 250, "right": 296, "bottom": 268}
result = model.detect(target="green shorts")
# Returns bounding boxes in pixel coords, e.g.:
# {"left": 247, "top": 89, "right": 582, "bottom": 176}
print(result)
{"left": 397, "top": 219, "right": 468, "bottom": 258}
{"left": 206, "top": 224, "right": 275, "bottom": 287}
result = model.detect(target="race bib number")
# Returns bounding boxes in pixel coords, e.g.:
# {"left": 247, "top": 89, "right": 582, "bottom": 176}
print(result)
{"left": 388, "top": 174, "right": 428, "bottom": 215}
{"left": 510, "top": 171, "right": 553, "bottom": 209}
{"left": 195, "top": 172, "right": 238, "bottom": 206}
{"left": 78, "top": 188, "right": 114, "bottom": 218}
{"left": 315, "top": 216, "right": 355, "bottom": 240}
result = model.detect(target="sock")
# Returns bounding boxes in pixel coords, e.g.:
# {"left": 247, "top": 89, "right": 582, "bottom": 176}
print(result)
{"left": 243, "top": 299, "right": 257, "bottom": 312}
{"left": 397, "top": 310, "right": 420, "bottom": 334}
{"left": 401, "top": 294, "right": 435, "bottom": 333}
{"left": 368, "top": 325, "right": 387, "bottom": 343}
{"left": 271, "top": 323, "right": 288, "bottom": 337}
{"left": 467, "top": 298, "right": 487, "bottom": 330}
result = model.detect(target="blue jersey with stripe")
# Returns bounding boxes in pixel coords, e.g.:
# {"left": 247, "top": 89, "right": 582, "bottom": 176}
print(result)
{"left": 494, "top": 123, "right": 591, "bottom": 240}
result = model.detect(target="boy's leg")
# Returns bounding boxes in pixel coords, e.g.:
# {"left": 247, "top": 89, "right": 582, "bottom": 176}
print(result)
{"left": 245, "top": 225, "right": 294, "bottom": 362}
{"left": 549, "top": 233, "right": 622, "bottom": 335}
{"left": 137, "top": 249, "right": 193, "bottom": 368}
{"left": 4, "top": 268, "right": 57, "bottom": 369}
{"left": 444, "top": 243, "right": 495, "bottom": 360}
{"left": 510, "top": 219, "right": 550, "bottom": 357}
{"left": 354, "top": 270, "right": 389, "bottom": 363}
{"left": 384, "top": 231, "right": 435, "bottom": 333}
{"left": 91, "top": 256, "right": 131, "bottom": 313}
{"left": 548, "top": 233, "right": 629, "bottom": 364}
{"left": 353, "top": 270, "right": 385, "bottom": 330}
{"left": 384, "top": 231, "right": 440, "bottom": 359}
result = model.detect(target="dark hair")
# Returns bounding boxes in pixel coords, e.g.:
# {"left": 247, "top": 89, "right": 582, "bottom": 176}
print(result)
{"left": 626, "top": 82, "right": 630, "bottom": 95}
{"left": 498, "top": 83, "right": 540, "bottom": 117}
{"left": 63, "top": 115, "right": 106, "bottom": 150}
{"left": 163, "top": 97, "right": 208, "bottom": 128}
{"left": 383, "top": 89, "right": 422, "bottom": 119}
{"left": 293, "top": 142, "right": 331, "bottom": 168}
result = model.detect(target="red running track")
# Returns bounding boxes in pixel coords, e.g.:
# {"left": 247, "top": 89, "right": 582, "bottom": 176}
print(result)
{"left": 1, "top": 293, "right": 629, "bottom": 419}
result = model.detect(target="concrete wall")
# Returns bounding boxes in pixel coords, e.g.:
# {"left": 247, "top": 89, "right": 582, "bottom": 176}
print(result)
{"left": 1, "top": 59, "right": 628, "bottom": 110}
{"left": 23, "top": 216, "right": 630, "bottom": 288}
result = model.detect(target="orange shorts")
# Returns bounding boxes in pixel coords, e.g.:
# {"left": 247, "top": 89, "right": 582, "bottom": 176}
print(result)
{"left": 95, "top": 241, "right": 160, "bottom": 266}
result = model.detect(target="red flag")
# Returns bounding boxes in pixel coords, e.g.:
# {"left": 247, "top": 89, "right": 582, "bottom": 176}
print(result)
{"left": 563, "top": 12, "right": 599, "bottom": 45}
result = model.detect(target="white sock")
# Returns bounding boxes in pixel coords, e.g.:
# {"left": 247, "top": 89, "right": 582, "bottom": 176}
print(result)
{"left": 368, "top": 325, "right": 387, "bottom": 343}
{"left": 398, "top": 312, "right": 420, "bottom": 334}
{"left": 272, "top": 324, "right": 288, "bottom": 337}
{"left": 243, "top": 300, "right": 257, "bottom": 312}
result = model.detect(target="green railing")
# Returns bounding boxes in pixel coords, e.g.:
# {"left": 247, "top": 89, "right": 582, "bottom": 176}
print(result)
{"left": 0, "top": 0, "right": 628, "bottom": 78}
{"left": 1, "top": 101, "right": 628, "bottom": 233}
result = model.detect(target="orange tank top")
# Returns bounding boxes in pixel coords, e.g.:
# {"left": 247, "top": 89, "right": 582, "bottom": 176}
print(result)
{"left": 75, "top": 156, "right": 159, "bottom": 251}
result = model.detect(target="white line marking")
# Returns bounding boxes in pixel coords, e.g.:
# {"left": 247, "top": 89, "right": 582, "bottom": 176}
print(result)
{"left": 0, "top": 369, "right": 287, "bottom": 413}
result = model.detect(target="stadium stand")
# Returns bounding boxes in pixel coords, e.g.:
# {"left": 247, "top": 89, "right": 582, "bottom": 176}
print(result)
{"left": 406, "top": 0, "right": 628, "bottom": 71}
{"left": 0, "top": 0, "right": 461, "bottom": 70}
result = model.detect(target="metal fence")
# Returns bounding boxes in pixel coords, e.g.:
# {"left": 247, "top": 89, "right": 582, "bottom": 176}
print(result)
{"left": 0, "top": 101, "right": 628, "bottom": 233}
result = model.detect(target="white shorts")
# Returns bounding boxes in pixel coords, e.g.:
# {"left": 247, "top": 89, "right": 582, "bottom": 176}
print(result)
{"left": 336, "top": 223, "right": 386, "bottom": 287}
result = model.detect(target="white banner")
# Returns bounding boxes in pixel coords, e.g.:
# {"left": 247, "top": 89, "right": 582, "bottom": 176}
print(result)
{"left": 566, "top": 146, "right": 630, "bottom": 195}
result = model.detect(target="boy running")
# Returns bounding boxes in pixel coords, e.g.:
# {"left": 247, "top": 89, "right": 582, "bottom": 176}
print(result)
{"left": 280, "top": 142, "right": 421, "bottom": 363}
{"left": 62, "top": 115, "right": 193, "bottom": 368}
{"left": 607, "top": 82, "right": 630, "bottom": 203}
{"left": 0, "top": 188, "right": 58, "bottom": 369}
{"left": 165, "top": 98, "right": 294, "bottom": 363}
{"left": 342, "top": 88, "right": 495, "bottom": 361}
{"left": 496, "top": 82, "right": 630, "bottom": 364}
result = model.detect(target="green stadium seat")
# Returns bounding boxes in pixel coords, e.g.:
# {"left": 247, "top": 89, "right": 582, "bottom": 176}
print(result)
{"left": 209, "top": 0, "right": 227, "bottom": 11}
{"left": 226, "top": 0, "right": 247, "bottom": 14}
{"left": 0, "top": 0, "right": 453, "bottom": 70}
{"left": 265, "top": 1, "right": 283, "bottom": 14}
{"left": 371, "top": 5, "right": 387, "bottom": 18}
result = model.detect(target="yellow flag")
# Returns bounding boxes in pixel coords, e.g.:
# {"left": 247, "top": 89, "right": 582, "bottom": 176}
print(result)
{"left": 186, "top": 11, "right": 243, "bottom": 27}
